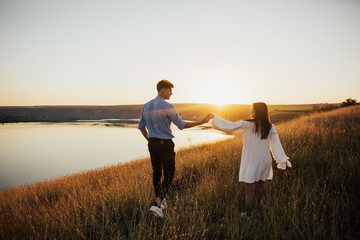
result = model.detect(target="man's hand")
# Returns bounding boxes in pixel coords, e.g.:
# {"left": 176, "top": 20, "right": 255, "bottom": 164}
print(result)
{"left": 184, "top": 115, "right": 211, "bottom": 128}
{"left": 140, "top": 129, "right": 149, "bottom": 141}
{"left": 207, "top": 113, "right": 214, "bottom": 119}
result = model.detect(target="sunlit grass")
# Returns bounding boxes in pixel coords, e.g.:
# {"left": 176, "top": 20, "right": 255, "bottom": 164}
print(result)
{"left": 1, "top": 106, "right": 359, "bottom": 239}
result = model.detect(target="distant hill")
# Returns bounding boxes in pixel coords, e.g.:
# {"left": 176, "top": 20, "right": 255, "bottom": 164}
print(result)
{"left": 0, "top": 103, "right": 317, "bottom": 123}
{"left": 0, "top": 105, "right": 143, "bottom": 123}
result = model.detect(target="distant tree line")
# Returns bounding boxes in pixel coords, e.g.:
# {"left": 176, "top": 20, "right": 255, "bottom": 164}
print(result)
{"left": 0, "top": 99, "right": 357, "bottom": 123}
{"left": 313, "top": 98, "right": 358, "bottom": 112}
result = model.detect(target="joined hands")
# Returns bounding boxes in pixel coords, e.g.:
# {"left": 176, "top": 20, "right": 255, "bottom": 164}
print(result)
{"left": 200, "top": 113, "right": 214, "bottom": 124}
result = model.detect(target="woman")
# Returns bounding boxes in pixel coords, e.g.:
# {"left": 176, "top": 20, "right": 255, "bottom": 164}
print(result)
{"left": 208, "top": 102, "right": 291, "bottom": 218}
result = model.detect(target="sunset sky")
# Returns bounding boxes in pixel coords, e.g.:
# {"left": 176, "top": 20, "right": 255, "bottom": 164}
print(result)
{"left": 1, "top": 0, "right": 359, "bottom": 106}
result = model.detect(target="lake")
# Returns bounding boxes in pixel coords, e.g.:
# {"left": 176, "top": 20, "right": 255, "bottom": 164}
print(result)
{"left": 0, "top": 122, "right": 232, "bottom": 190}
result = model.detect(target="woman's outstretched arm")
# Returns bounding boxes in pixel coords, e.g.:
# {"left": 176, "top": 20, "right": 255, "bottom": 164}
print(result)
{"left": 208, "top": 113, "right": 247, "bottom": 134}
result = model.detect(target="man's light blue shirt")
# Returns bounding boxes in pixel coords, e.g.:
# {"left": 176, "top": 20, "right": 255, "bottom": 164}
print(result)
{"left": 138, "top": 96, "right": 186, "bottom": 139}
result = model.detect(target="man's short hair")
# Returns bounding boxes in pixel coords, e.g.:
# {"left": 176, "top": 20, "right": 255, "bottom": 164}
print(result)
{"left": 157, "top": 80, "right": 174, "bottom": 91}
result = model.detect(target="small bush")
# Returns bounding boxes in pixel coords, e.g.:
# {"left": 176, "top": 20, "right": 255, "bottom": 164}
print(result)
{"left": 341, "top": 98, "right": 357, "bottom": 107}
{"left": 313, "top": 103, "right": 338, "bottom": 112}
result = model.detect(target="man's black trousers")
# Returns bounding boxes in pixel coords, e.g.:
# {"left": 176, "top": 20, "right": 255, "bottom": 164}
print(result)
{"left": 148, "top": 138, "right": 175, "bottom": 199}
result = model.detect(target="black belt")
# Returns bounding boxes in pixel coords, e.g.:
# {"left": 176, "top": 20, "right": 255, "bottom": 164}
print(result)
{"left": 149, "top": 138, "right": 172, "bottom": 143}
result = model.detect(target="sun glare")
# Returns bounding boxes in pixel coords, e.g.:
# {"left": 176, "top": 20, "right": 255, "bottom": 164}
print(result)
{"left": 196, "top": 84, "right": 248, "bottom": 106}
{"left": 212, "top": 97, "right": 231, "bottom": 107}
{"left": 185, "top": 74, "right": 250, "bottom": 106}
{"left": 215, "top": 102, "right": 226, "bottom": 107}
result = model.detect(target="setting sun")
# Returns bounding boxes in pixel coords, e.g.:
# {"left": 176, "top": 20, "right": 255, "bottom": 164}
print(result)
{"left": 194, "top": 81, "right": 250, "bottom": 106}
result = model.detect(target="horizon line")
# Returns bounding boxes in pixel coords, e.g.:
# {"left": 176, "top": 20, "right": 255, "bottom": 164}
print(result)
{"left": 0, "top": 102, "right": 341, "bottom": 108}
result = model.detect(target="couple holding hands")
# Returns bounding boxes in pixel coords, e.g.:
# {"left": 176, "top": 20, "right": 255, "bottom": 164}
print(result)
{"left": 138, "top": 80, "right": 292, "bottom": 219}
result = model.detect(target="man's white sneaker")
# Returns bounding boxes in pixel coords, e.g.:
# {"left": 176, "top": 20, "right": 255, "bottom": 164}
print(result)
{"left": 150, "top": 206, "right": 164, "bottom": 218}
{"left": 240, "top": 212, "right": 247, "bottom": 220}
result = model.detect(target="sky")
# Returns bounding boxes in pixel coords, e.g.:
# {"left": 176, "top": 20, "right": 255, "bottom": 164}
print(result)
{"left": 1, "top": 0, "right": 360, "bottom": 106}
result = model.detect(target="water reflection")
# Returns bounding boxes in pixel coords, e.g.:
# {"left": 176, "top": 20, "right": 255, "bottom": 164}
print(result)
{"left": 0, "top": 122, "right": 231, "bottom": 190}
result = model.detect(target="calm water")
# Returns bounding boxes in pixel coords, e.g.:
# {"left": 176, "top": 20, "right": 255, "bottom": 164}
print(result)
{"left": 0, "top": 122, "right": 231, "bottom": 190}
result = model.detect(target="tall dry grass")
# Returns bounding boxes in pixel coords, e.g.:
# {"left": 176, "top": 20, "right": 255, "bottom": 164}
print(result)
{"left": 1, "top": 106, "right": 359, "bottom": 239}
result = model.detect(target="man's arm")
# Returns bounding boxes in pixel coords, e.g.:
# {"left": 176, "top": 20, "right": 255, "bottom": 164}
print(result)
{"left": 167, "top": 104, "right": 210, "bottom": 129}
{"left": 140, "top": 128, "right": 149, "bottom": 141}
{"left": 184, "top": 115, "right": 211, "bottom": 129}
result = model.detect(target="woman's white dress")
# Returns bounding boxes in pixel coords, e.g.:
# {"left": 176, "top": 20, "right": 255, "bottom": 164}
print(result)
{"left": 211, "top": 114, "right": 288, "bottom": 183}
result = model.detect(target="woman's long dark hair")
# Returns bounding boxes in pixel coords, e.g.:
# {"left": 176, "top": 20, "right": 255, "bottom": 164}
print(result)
{"left": 246, "top": 102, "right": 272, "bottom": 139}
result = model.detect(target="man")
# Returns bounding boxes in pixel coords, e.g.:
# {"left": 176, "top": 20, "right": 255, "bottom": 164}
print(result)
{"left": 138, "top": 80, "right": 210, "bottom": 218}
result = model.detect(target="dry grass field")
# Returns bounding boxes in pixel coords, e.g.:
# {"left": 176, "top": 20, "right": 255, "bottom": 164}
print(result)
{"left": 1, "top": 105, "right": 359, "bottom": 239}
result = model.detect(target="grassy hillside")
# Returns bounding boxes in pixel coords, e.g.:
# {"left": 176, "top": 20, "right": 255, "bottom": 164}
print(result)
{"left": 1, "top": 106, "right": 359, "bottom": 239}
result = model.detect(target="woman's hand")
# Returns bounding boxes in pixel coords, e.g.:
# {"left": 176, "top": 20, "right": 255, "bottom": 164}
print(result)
{"left": 198, "top": 113, "right": 214, "bottom": 124}
{"left": 200, "top": 115, "right": 211, "bottom": 124}
{"left": 277, "top": 160, "right": 292, "bottom": 170}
